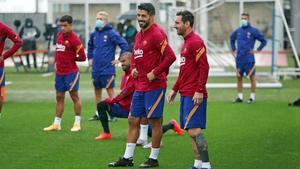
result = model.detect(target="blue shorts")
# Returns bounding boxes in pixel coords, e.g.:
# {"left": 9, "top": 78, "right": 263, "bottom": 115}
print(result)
{"left": 92, "top": 74, "right": 115, "bottom": 89}
{"left": 55, "top": 71, "right": 80, "bottom": 92}
{"left": 130, "top": 88, "right": 166, "bottom": 119}
{"left": 109, "top": 103, "right": 129, "bottom": 118}
{"left": 236, "top": 62, "right": 255, "bottom": 77}
{"left": 180, "top": 96, "right": 207, "bottom": 130}
{"left": 0, "top": 68, "right": 5, "bottom": 87}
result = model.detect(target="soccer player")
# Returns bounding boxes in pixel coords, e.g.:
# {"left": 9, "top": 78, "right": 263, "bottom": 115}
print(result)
{"left": 87, "top": 11, "right": 128, "bottom": 121}
{"left": 94, "top": 53, "right": 182, "bottom": 140}
{"left": 167, "top": 11, "right": 212, "bottom": 169}
{"left": 43, "top": 15, "right": 86, "bottom": 132}
{"left": 94, "top": 52, "right": 135, "bottom": 139}
{"left": 0, "top": 22, "right": 22, "bottom": 117}
{"left": 230, "top": 13, "right": 267, "bottom": 104}
{"left": 108, "top": 3, "right": 176, "bottom": 168}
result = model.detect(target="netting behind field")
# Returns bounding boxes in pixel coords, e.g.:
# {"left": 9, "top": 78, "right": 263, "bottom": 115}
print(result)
{"left": 166, "top": 1, "right": 283, "bottom": 88}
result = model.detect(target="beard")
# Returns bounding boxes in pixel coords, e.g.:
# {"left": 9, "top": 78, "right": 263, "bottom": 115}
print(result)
{"left": 122, "top": 65, "right": 129, "bottom": 71}
{"left": 176, "top": 28, "right": 184, "bottom": 36}
{"left": 175, "top": 26, "right": 186, "bottom": 36}
{"left": 138, "top": 20, "right": 149, "bottom": 29}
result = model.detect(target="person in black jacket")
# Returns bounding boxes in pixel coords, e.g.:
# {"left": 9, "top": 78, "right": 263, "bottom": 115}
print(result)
{"left": 19, "top": 18, "right": 41, "bottom": 69}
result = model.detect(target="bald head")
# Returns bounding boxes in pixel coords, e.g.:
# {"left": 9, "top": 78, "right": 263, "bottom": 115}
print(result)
{"left": 120, "top": 52, "right": 132, "bottom": 71}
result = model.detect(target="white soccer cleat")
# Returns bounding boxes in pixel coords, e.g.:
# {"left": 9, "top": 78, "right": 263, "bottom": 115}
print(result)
{"left": 70, "top": 124, "right": 81, "bottom": 132}
{"left": 143, "top": 142, "right": 152, "bottom": 149}
{"left": 43, "top": 124, "right": 61, "bottom": 131}
{"left": 136, "top": 139, "right": 147, "bottom": 146}
{"left": 142, "top": 141, "right": 163, "bottom": 149}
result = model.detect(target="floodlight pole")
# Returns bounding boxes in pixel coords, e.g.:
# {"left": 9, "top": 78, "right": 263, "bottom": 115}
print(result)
{"left": 271, "top": 7, "right": 276, "bottom": 75}
{"left": 84, "top": 0, "right": 89, "bottom": 48}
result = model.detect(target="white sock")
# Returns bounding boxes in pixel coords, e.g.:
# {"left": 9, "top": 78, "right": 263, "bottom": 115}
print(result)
{"left": 238, "top": 93, "right": 243, "bottom": 100}
{"left": 123, "top": 143, "right": 136, "bottom": 159}
{"left": 54, "top": 117, "right": 61, "bottom": 125}
{"left": 138, "top": 124, "right": 149, "bottom": 142}
{"left": 74, "top": 116, "right": 81, "bottom": 125}
{"left": 149, "top": 148, "right": 160, "bottom": 160}
{"left": 194, "top": 159, "right": 202, "bottom": 169}
{"left": 250, "top": 93, "right": 255, "bottom": 100}
{"left": 202, "top": 162, "right": 211, "bottom": 169}
{"left": 95, "top": 111, "right": 99, "bottom": 117}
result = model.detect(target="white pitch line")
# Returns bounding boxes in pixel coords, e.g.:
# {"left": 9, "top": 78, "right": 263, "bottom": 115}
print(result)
{"left": 41, "top": 72, "right": 53, "bottom": 77}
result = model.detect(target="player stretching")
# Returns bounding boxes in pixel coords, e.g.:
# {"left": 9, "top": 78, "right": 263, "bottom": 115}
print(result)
{"left": 44, "top": 15, "right": 86, "bottom": 132}
{"left": 108, "top": 3, "right": 176, "bottom": 168}
{"left": 167, "top": 11, "right": 212, "bottom": 169}
{"left": 94, "top": 53, "right": 182, "bottom": 141}
{"left": 0, "top": 22, "right": 22, "bottom": 117}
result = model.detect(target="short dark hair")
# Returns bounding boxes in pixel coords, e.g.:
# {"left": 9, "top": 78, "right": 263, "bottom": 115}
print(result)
{"left": 241, "top": 13, "right": 250, "bottom": 18}
{"left": 176, "top": 10, "right": 194, "bottom": 27}
{"left": 138, "top": 3, "right": 155, "bottom": 16}
{"left": 60, "top": 15, "right": 73, "bottom": 24}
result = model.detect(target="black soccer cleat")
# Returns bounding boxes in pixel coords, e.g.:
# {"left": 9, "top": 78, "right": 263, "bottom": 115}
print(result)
{"left": 233, "top": 98, "right": 243, "bottom": 103}
{"left": 247, "top": 98, "right": 255, "bottom": 104}
{"left": 88, "top": 114, "right": 99, "bottom": 121}
{"left": 139, "top": 158, "right": 159, "bottom": 168}
{"left": 108, "top": 157, "right": 134, "bottom": 167}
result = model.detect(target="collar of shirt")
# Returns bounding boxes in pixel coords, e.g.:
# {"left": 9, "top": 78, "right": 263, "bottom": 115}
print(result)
{"left": 184, "top": 31, "right": 194, "bottom": 41}
{"left": 62, "top": 31, "right": 72, "bottom": 38}
{"left": 141, "top": 23, "right": 155, "bottom": 35}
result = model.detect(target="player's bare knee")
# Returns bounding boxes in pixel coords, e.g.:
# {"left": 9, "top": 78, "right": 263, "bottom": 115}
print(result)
{"left": 128, "top": 116, "right": 140, "bottom": 128}
{"left": 149, "top": 118, "right": 162, "bottom": 128}
{"left": 187, "top": 128, "right": 202, "bottom": 137}
{"left": 56, "top": 93, "right": 65, "bottom": 102}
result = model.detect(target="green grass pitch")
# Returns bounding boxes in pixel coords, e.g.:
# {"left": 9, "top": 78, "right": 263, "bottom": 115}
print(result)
{"left": 0, "top": 68, "right": 299, "bottom": 169}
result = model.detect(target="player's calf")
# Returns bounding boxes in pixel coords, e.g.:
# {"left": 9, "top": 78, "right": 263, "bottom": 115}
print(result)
{"left": 193, "top": 133, "right": 211, "bottom": 169}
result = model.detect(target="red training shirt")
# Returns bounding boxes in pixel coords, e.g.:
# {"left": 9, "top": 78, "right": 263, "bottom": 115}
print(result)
{"left": 132, "top": 23, "right": 176, "bottom": 91}
{"left": 0, "top": 22, "right": 22, "bottom": 68}
{"left": 110, "top": 69, "right": 135, "bottom": 112}
{"left": 55, "top": 31, "right": 86, "bottom": 75}
{"left": 172, "top": 31, "right": 209, "bottom": 98}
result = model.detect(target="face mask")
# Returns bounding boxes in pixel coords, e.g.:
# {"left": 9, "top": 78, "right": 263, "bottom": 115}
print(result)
{"left": 96, "top": 19, "right": 103, "bottom": 29}
{"left": 240, "top": 19, "right": 248, "bottom": 27}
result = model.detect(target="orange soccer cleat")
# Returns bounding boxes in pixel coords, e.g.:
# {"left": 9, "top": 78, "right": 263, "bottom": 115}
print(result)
{"left": 170, "top": 119, "right": 183, "bottom": 135}
{"left": 95, "top": 132, "right": 112, "bottom": 140}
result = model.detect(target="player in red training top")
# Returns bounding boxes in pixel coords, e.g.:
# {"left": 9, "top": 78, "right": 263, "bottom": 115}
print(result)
{"left": 44, "top": 15, "right": 86, "bottom": 132}
{"left": 108, "top": 3, "right": 176, "bottom": 168}
{"left": 0, "top": 22, "right": 22, "bottom": 117}
{"left": 167, "top": 11, "right": 212, "bottom": 169}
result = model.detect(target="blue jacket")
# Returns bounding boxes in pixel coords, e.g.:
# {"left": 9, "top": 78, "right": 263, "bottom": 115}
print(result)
{"left": 230, "top": 25, "right": 267, "bottom": 63}
{"left": 88, "top": 24, "right": 128, "bottom": 75}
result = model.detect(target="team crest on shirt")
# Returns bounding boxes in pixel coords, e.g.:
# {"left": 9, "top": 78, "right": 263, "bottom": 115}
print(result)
{"left": 143, "top": 40, "right": 147, "bottom": 46}
{"left": 104, "top": 35, "right": 108, "bottom": 42}
{"left": 64, "top": 40, "right": 69, "bottom": 44}
{"left": 183, "top": 47, "right": 187, "bottom": 53}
